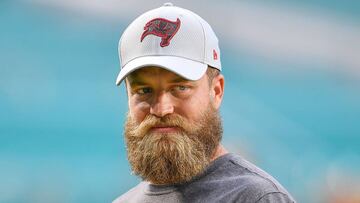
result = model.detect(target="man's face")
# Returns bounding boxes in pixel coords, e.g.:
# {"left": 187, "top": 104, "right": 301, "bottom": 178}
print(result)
{"left": 124, "top": 67, "right": 223, "bottom": 185}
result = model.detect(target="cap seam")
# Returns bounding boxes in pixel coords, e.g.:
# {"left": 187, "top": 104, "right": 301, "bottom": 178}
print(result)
{"left": 185, "top": 10, "right": 206, "bottom": 63}
{"left": 118, "top": 6, "right": 161, "bottom": 63}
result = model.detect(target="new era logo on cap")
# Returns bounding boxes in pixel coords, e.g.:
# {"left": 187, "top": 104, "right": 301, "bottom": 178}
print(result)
{"left": 116, "top": 2, "right": 221, "bottom": 85}
{"left": 213, "top": 49, "right": 218, "bottom": 60}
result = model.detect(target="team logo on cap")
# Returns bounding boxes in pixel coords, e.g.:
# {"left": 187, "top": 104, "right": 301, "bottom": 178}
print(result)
{"left": 140, "top": 18, "right": 181, "bottom": 47}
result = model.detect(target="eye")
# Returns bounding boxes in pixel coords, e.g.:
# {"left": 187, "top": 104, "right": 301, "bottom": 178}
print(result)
{"left": 171, "top": 85, "right": 191, "bottom": 95}
{"left": 136, "top": 87, "right": 153, "bottom": 95}
{"left": 177, "top": 85, "right": 188, "bottom": 91}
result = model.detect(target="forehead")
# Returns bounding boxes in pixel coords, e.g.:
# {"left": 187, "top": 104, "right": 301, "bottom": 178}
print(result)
{"left": 126, "top": 67, "right": 192, "bottom": 84}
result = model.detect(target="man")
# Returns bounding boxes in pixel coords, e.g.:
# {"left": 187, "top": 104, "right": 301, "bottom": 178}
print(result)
{"left": 113, "top": 3, "right": 296, "bottom": 203}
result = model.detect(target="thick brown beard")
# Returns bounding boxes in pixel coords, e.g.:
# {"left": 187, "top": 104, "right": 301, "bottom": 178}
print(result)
{"left": 124, "top": 105, "right": 223, "bottom": 185}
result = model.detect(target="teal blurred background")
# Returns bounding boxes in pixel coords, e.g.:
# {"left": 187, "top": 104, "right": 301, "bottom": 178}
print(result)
{"left": 1, "top": 0, "right": 359, "bottom": 202}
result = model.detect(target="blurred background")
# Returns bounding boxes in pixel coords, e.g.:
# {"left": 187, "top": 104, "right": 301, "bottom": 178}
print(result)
{"left": 1, "top": 0, "right": 360, "bottom": 202}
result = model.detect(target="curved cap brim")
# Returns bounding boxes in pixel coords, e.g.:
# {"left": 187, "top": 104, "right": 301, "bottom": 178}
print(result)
{"left": 116, "top": 56, "right": 208, "bottom": 85}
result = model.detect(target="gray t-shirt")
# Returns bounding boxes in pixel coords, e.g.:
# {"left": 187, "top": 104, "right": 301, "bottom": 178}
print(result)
{"left": 113, "top": 153, "right": 296, "bottom": 203}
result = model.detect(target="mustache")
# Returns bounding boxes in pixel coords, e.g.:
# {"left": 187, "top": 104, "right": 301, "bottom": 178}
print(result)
{"left": 127, "top": 114, "right": 190, "bottom": 138}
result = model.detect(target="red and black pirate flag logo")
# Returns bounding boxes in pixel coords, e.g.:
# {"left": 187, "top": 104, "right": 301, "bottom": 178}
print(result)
{"left": 140, "top": 18, "right": 181, "bottom": 47}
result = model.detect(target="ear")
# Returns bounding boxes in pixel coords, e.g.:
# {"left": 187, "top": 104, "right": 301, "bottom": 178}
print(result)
{"left": 210, "top": 74, "right": 225, "bottom": 109}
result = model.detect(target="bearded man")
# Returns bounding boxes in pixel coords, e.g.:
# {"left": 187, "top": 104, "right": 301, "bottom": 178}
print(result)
{"left": 113, "top": 3, "right": 295, "bottom": 203}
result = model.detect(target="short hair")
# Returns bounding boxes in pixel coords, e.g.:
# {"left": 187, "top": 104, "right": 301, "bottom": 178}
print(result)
{"left": 206, "top": 66, "right": 220, "bottom": 86}
{"left": 125, "top": 66, "right": 220, "bottom": 88}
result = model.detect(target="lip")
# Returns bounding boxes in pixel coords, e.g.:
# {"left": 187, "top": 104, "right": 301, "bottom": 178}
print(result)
{"left": 150, "top": 126, "right": 179, "bottom": 133}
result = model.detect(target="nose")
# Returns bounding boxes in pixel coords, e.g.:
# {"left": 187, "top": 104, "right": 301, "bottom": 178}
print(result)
{"left": 150, "top": 92, "right": 174, "bottom": 117}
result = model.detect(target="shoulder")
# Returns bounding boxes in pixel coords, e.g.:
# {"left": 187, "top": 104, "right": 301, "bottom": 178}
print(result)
{"left": 200, "top": 153, "right": 296, "bottom": 202}
{"left": 226, "top": 154, "right": 296, "bottom": 202}
{"left": 255, "top": 192, "right": 296, "bottom": 203}
{"left": 112, "top": 182, "right": 146, "bottom": 203}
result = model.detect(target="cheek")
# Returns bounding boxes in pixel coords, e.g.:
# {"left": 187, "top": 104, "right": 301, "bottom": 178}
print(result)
{"left": 129, "top": 99, "right": 151, "bottom": 123}
{"left": 178, "top": 91, "right": 210, "bottom": 120}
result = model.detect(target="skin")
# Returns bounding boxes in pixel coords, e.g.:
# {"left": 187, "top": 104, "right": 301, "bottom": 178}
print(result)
{"left": 126, "top": 66, "right": 228, "bottom": 162}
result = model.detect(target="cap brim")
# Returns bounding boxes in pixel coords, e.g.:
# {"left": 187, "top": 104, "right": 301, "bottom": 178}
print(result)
{"left": 115, "top": 56, "right": 208, "bottom": 85}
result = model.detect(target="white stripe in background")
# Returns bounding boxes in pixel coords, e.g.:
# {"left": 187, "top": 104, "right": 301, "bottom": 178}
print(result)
{"left": 27, "top": 0, "right": 360, "bottom": 75}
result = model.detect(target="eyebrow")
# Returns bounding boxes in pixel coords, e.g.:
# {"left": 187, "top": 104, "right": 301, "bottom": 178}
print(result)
{"left": 128, "top": 79, "right": 147, "bottom": 87}
{"left": 169, "top": 77, "right": 192, "bottom": 83}
{"left": 127, "top": 74, "right": 193, "bottom": 87}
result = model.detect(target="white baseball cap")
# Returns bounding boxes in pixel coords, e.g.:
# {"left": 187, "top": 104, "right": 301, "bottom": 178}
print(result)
{"left": 116, "top": 2, "right": 221, "bottom": 85}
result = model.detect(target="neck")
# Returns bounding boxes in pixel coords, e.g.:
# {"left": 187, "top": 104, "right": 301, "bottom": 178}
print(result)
{"left": 210, "top": 144, "right": 228, "bottom": 162}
